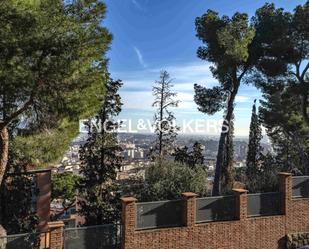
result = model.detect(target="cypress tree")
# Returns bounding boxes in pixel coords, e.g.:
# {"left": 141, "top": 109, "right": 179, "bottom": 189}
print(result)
{"left": 78, "top": 76, "right": 123, "bottom": 225}
{"left": 246, "top": 100, "right": 263, "bottom": 192}
{"left": 221, "top": 116, "right": 235, "bottom": 195}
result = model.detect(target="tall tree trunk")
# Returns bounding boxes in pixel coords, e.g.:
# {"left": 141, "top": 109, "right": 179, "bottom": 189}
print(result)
{"left": 0, "top": 123, "right": 9, "bottom": 187}
{"left": 0, "top": 123, "right": 8, "bottom": 237}
{"left": 159, "top": 80, "right": 165, "bottom": 157}
{"left": 212, "top": 85, "right": 239, "bottom": 196}
{"left": 300, "top": 147, "right": 309, "bottom": 175}
{"left": 301, "top": 93, "right": 309, "bottom": 127}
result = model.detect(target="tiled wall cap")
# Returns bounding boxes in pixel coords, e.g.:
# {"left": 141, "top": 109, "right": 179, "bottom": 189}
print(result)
{"left": 278, "top": 172, "right": 292, "bottom": 176}
{"left": 232, "top": 188, "right": 248, "bottom": 194}
{"left": 182, "top": 192, "right": 197, "bottom": 198}
{"left": 120, "top": 197, "right": 137, "bottom": 203}
{"left": 47, "top": 221, "right": 65, "bottom": 228}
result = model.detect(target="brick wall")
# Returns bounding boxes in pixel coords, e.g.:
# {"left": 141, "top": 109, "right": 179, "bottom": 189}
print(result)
{"left": 121, "top": 173, "right": 309, "bottom": 249}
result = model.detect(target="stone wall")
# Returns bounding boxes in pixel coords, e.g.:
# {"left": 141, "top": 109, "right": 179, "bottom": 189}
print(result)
{"left": 287, "top": 232, "right": 309, "bottom": 249}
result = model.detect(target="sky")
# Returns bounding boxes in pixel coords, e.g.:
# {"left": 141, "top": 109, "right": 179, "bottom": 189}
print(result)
{"left": 104, "top": 0, "right": 306, "bottom": 137}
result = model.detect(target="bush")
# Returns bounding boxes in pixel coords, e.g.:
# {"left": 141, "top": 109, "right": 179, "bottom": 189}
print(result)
{"left": 122, "top": 160, "right": 208, "bottom": 201}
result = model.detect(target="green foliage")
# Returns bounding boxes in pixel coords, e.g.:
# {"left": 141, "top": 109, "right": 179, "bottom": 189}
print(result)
{"left": 123, "top": 161, "right": 208, "bottom": 202}
{"left": 252, "top": 1, "right": 309, "bottom": 174}
{"left": 246, "top": 100, "right": 263, "bottom": 192}
{"left": 0, "top": 0, "right": 111, "bottom": 167}
{"left": 258, "top": 79, "right": 309, "bottom": 174}
{"left": 174, "top": 142, "right": 205, "bottom": 168}
{"left": 52, "top": 172, "right": 80, "bottom": 206}
{"left": 221, "top": 117, "right": 235, "bottom": 195}
{"left": 78, "top": 77, "right": 123, "bottom": 225}
{"left": 194, "top": 10, "right": 255, "bottom": 195}
{"left": 257, "top": 153, "right": 280, "bottom": 192}
{"left": 217, "top": 13, "right": 255, "bottom": 62}
{"left": 194, "top": 86, "right": 227, "bottom": 114}
{"left": 250, "top": 153, "right": 280, "bottom": 193}
{"left": 0, "top": 164, "right": 39, "bottom": 234}
{"left": 11, "top": 120, "right": 78, "bottom": 168}
{"left": 195, "top": 10, "right": 255, "bottom": 84}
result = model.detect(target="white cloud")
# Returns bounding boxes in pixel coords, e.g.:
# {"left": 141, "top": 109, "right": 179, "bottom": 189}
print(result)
{"left": 149, "top": 62, "right": 217, "bottom": 86}
{"left": 133, "top": 47, "right": 147, "bottom": 68}
{"left": 235, "top": 95, "right": 251, "bottom": 103}
{"left": 121, "top": 91, "right": 153, "bottom": 110}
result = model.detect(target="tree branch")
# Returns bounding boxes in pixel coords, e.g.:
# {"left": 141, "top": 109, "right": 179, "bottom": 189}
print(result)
{"left": 301, "top": 61, "right": 309, "bottom": 80}
{"left": 2, "top": 80, "right": 43, "bottom": 127}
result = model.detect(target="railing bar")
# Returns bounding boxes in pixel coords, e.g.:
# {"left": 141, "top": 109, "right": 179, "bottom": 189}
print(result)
{"left": 247, "top": 192, "right": 281, "bottom": 196}
{"left": 64, "top": 223, "right": 118, "bottom": 231}
{"left": 137, "top": 199, "right": 183, "bottom": 205}
{"left": 196, "top": 218, "right": 237, "bottom": 223}
{"left": 196, "top": 195, "right": 235, "bottom": 200}
{"left": 136, "top": 224, "right": 183, "bottom": 230}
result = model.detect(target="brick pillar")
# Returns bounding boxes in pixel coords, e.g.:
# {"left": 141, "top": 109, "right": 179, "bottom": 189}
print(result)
{"left": 233, "top": 188, "right": 248, "bottom": 220}
{"left": 47, "top": 221, "right": 64, "bottom": 249}
{"left": 0, "top": 225, "right": 6, "bottom": 249}
{"left": 182, "top": 192, "right": 197, "bottom": 248}
{"left": 278, "top": 172, "right": 292, "bottom": 215}
{"left": 36, "top": 170, "right": 51, "bottom": 232}
{"left": 181, "top": 192, "right": 197, "bottom": 227}
{"left": 121, "top": 197, "right": 137, "bottom": 249}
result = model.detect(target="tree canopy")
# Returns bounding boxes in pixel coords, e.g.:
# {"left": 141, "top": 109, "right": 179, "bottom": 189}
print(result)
{"left": 194, "top": 11, "right": 255, "bottom": 195}
{"left": 0, "top": 0, "right": 112, "bottom": 184}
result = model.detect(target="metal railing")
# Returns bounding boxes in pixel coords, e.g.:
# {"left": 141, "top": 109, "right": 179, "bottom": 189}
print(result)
{"left": 136, "top": 199, "right": 184, "bottom": 230}
{"left": 247, "top": 192, "right": 282, "bottom": 217}
{"left": 0, "top": 231, "right": 50, "bottom": 249}
{"left": 196, "top": 195, "right": 237, "bottom": 223}
{"left": 64, "top": 224, "right": 122, "bottom": 249}
{"left": 292, "top": 176, "right": 309, "bottom": 198}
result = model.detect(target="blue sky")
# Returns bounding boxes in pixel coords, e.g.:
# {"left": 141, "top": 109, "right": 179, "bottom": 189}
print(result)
{"left": 104, "top": 0, "right": 305, "bottom": 137}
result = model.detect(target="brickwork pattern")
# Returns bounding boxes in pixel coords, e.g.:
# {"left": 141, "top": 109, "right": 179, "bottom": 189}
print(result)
{"left": 48, "top": 221, "right": 64, "bottom": 249}
{"left": 122, "top": 173, "right": 309, "bottom": 249}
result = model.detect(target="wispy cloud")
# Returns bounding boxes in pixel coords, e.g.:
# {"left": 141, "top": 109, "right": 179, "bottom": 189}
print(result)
{"left": 131, "top": 0, "right": 143, "bottom": 10}
{"left": 133, "top": 47, "right": 147, "bottom": 68}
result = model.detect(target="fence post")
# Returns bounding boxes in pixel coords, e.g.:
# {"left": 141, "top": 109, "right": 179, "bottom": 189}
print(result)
{"left": 278, "top": 172, "right": 292, "bottom": 215}
{"left": 233, "top": 188, "right": 248, "bottom": 220}
{"left": 121, "top": 197, "right": 137, "bottom": 249}
{"left": 181, "top": 192, "right": 197, "bottom": 227}
{"left": 47, "top": 221, "right": 64, "bottom": 249}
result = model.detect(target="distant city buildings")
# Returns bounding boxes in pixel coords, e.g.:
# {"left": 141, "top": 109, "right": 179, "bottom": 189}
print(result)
{"left": 53, "top": 133, "right": 271, "bottom": 183}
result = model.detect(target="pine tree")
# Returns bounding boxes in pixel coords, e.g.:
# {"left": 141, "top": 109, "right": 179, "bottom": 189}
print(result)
{"left": 151, "top": 71, "right": 179, "bottom": 158}
{"left": 246, "top": 100, "right": 263, "bottom": 192}
{"left": 194, "top": 11, "right": 255, "bottom": 196}
{"left": 78, "top": 76, "right": 123, "bottom": 225}
{"left": 0, "top": 0, "right": 112, "bottom": 186}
